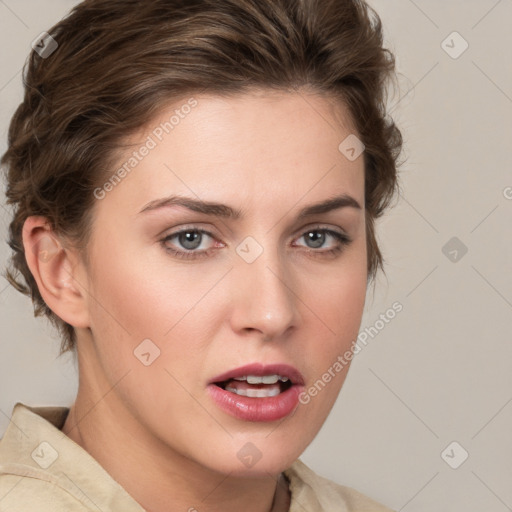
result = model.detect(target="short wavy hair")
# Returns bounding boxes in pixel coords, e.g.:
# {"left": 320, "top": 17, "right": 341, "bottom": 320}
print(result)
{"left": 1, "top": 0, "right": 402, "bottom": 355}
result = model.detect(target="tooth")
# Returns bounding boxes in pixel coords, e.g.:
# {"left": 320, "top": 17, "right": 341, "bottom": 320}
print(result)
{"left": 246, "top": 375, "right": 263, "bottom": 384}
{"left": 229, "top": 374, "right": 288, "bottom": 384}
{"left": 245, "top": 374, "right": 280, "bottom": 384}
{"left": 246, "top": 386, "right": 280, "bottom": 397}
{"left": 225, "top": 384, "right": 281, "bottom": 397}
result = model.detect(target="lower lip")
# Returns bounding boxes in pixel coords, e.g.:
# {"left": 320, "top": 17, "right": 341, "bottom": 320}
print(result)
{"left": 207, "top": 383, "right": 304, "bottom": 422}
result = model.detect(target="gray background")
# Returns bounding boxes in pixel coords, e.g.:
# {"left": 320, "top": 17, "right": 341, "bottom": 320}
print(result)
{"left": 1, "top": 1, "right": 511, "bottom": 511}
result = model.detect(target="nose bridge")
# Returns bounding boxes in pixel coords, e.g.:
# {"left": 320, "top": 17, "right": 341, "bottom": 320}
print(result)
{"left": 231, "top": 233, "right": 298, "bottom": 338}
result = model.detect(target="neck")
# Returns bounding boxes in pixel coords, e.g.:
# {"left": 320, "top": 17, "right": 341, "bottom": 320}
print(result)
{"left": 62, "top": 394, "right": 291, "bottom": 512}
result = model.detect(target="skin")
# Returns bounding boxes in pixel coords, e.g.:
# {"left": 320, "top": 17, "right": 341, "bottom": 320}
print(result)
{"left": 23, "top": 89, "right": 367, "bottom": 512}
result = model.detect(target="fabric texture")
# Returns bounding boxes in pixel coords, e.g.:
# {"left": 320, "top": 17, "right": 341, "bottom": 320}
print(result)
{"left": 0, "top": 402, "right": 394, "bottom": 511}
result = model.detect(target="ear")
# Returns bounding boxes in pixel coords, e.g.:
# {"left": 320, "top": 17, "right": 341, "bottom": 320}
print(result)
{"left": 22, "top": 216, "right": 90, "bottom": 329}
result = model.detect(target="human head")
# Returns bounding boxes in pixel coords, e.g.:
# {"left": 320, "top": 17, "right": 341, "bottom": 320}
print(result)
{"left": 1, "top": 0, "right": 401, "bottom": 356}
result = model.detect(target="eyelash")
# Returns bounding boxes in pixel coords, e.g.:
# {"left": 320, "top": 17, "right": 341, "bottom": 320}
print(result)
{"left": 160, "top": 225, "right": 352, "bottom": 260}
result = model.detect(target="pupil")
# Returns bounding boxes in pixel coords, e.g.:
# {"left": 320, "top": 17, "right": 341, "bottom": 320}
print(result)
{"left": 179, "top": 231, "right": 201, "bottom": 250}
{"left": 306, "top": 231, "right": 324, "bottom": 248}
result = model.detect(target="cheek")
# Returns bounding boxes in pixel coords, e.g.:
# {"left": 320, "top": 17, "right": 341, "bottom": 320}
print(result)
{"left": 86, "top": 235, "right": 186, "bottom": 337}
{"left": 84, "top": 238, "right": 224, "bottom": 377}
{"left": 313, "top": 240, "right": 367, "bottom": 341}
{"left": 299, "top": 241, "right": 367, "bottom": 401}
{"left": 324, "top": 271, "right": 367, "bottom": 339}
{"left": 82, "top": 241, "right": 170, "bottom": 376}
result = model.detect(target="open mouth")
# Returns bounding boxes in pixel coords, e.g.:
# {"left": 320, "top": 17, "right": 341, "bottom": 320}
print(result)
{"left": 208, "top": 365, "right": 305, "bottom": 421}
{"left": 214, "top": 375, "right": 294, "bottom": 398}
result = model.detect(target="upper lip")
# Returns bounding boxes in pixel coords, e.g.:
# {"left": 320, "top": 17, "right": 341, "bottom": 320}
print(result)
{"left": 209, "top": 363, "right": 305, "bottom": 386}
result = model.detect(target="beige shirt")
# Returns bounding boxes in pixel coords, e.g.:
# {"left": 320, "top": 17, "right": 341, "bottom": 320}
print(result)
{"left": 0, "top": 403, "right": 394, "bottom": 511}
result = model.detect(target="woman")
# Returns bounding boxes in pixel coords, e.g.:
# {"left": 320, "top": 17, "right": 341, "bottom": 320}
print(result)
{"left": 0, "top": 0, "right": 402, "bottom": 510}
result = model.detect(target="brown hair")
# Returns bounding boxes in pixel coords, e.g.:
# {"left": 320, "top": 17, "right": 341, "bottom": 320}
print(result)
{"left": 1, "top": 0, "right": 402, "bottom": 355}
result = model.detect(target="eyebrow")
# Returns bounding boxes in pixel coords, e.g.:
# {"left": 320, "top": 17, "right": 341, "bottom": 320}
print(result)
{"left": 139, "top": 193, "right": 362, "bottom": 219}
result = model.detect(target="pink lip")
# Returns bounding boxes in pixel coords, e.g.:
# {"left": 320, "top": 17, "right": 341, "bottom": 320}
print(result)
{"left": 207, "top": 363, "right": 305, "bottom": 422}
{"left": 209, "top": 363, "right": 305, "bottom": 386}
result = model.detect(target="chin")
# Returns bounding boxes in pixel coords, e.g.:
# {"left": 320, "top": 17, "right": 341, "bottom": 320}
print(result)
{"left": 202, "top": 437, "right": 306, "bottom": 478}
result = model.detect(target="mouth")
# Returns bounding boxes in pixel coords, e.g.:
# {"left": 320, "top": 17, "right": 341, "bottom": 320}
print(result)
{"left": 207, "top": 363, "right": 305, "bottom": 422}
{"left": 214, "top": 374, "right": 294, "bottom": 398}
{"left": 209, "top": 363, "right": 304, "bottom": 397}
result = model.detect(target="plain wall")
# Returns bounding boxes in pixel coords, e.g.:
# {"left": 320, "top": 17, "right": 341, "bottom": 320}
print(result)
{"left": 1, "top": 1, "right": 511, "bottom": 511}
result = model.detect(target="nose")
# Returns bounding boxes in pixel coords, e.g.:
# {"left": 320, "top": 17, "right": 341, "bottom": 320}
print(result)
{"left": 229, "top": 244, "right": 300, "bottom": 341}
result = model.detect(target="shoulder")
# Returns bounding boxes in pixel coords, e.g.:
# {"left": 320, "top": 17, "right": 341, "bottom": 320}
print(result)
{"left": 285, "top": 459, "right": 395, "bottom": 512}
{"left": 0, "top": 468, "right": 92, "bottom": 511}
{"left": 0, "top": 402, "right": 142, "bottom": 512}
{"left": 0, "top": 403, "right": 88, "bottom": 511}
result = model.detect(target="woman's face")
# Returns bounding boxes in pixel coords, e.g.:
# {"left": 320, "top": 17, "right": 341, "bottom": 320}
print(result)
{"left": 79, "top": 90, "right": 367, "bottom": 476}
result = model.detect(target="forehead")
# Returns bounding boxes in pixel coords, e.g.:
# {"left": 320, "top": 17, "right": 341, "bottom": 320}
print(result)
{"left": 95, "top": 90, "right": 364, "bottom": 219}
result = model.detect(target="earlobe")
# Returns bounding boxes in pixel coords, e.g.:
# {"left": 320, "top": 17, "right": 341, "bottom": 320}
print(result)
{"left": 22, "top": 216, "right": 90, "bottom": 329}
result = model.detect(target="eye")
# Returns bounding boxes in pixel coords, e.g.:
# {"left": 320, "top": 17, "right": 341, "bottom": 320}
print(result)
{"left": 161, "top": 225, "right": 352, "bottom": 260}
{"left": 293, "top": 227, "right": 351, "bottom": 256}
{"left": 161, "top": 228, "right": 218, "bottom": 260}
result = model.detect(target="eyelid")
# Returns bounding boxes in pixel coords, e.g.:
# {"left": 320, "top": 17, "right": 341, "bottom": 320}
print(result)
{"left": 293, "top": 223, "right": 348, "bottom": 239}
{"left": 162, "top": 222, "right": 219, "bottom": 236}
{"left": 162, "top": 226, "right": 220, "bottom": 246}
